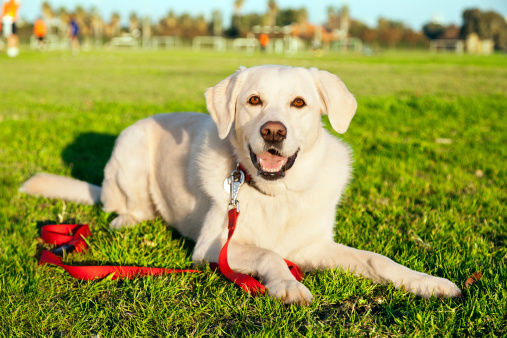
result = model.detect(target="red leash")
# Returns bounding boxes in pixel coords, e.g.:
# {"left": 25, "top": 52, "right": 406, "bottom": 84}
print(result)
{"left": 39, "top": 224, "right": 200, "bottom": 280}
{"left": 216, "top": 165, "right": 303, "bottom": 295}
{"left": 38, "top": 166, "right": 303, "bottom": 294}
{"left": 218, "top": 208, "right": 303, "bottom": 296}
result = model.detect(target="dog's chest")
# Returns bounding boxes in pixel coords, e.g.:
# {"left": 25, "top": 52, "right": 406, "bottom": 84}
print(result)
{"left": 232, "top": 188, "right": 321, "bottom": 253}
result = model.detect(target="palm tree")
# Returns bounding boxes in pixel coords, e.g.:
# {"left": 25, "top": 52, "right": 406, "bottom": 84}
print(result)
{"left": 41, "top": 2, "right": 54, "bottom": 33}
{"left": 234, "top": 0, "right": 245, "bottom": 16}
{"left": 129, "top": 13, "right": 139, "bottom": 33}
{"left": 74, "top": 6, "right": 89, "bottom": 36}
{"left": 90, "top": 7, "right": 103, "bottom": 46}
{"left": 231, "top": 0, "right": 245, "bottom": 36}
{"left": 41, "top": 1, "right": 54, "bottom": 20}
{"left": 212, "top": 10, "right": 223, "bottom": 36}
{"left": 110, "top": 12, "right": 121, "bottom": 36}
{"left": 267, "top": 0, "right": 279, "bottom": 26}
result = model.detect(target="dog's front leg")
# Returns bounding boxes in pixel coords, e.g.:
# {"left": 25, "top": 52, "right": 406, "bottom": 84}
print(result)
{"left": 192, "top": 207, "right": 312, "bottom": 304}
{"left": 227, "top": 241, "right": 314, "bottom": 304}
{"left": 296, "top": 242, "right": 461, "bottom": 299}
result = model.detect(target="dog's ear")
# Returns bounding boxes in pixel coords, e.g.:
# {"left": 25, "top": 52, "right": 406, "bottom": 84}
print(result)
{"left": 310, "top": 68, "right": 357, "bottom": 134}
{"left": 205, "top": 68, "right": 245, "bottom": 139}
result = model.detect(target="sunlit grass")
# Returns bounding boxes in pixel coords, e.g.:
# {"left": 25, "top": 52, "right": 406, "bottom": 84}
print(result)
{"left": 0, "top": 49, "right": 506, "bottom": 336}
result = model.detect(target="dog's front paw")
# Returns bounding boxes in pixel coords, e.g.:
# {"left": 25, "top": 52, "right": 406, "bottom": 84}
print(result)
{"left": 404, "top": 274, "right": 462, "bottom": 299}
{"left": 265, "top": 280, "right": 313, "bottom": 305}
{"left": 110, "top": 215, "right": 136, "bottom": 229}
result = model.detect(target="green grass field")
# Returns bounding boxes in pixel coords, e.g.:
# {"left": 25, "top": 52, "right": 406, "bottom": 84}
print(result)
{"left": 1, "top": 48, "right": 506, "bottom": 336}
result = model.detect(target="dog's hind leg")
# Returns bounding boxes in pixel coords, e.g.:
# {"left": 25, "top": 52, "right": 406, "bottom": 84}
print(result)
{"left": 100, "top": 123, "right": 157, "bottom": 229}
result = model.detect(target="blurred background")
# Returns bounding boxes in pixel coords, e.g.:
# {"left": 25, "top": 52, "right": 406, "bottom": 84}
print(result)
{"left": 2, "top": 0, "right": 506, "bottom": 55}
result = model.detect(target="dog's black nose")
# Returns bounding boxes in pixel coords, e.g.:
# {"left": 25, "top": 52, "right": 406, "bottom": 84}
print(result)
{"left": 260, "top": 121, "right": 287, "bottom": 143}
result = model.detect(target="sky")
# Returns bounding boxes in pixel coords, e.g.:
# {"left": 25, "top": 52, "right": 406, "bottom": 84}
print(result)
{"left": 18, "top": 0, "right": 507, "bottom": 31}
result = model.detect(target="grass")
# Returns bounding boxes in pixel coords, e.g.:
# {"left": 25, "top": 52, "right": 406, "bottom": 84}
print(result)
{"left": 0, "top": 48, "right": 506, "bottom": 336}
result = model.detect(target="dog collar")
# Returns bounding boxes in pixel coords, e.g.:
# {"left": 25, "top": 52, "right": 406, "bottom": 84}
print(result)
{"left": 238, "top": 163, "right": 273, "bottom": 197}
{"left": 238, "top": 163, "right": 251, "bottom": 183}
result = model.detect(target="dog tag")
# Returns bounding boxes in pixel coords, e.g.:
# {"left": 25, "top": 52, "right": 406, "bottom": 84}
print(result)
{"left": 223, "top": 178, "right": 231, "bottom": 194}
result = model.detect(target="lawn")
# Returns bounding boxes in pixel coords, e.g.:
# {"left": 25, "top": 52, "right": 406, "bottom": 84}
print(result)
{"left": 0, "top": 48, "right": 506, "bottom": 336}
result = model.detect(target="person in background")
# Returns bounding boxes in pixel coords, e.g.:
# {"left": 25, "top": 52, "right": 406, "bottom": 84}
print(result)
{"left": 259, "top": 32, "right": 269, "bottom": 52}
{"left": 1, "top": 0, "right": 21, "bottom": 57}
{"left": 69, "top": 14, "right": 79, "bottom": 55}
{"left": 33, "top": 17, "right": 47, "bottom": 50}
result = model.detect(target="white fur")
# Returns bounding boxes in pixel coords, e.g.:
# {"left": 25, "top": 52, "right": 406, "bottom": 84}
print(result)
{"left": 20, "top": 173, "right": 100, "bottom": 205}
{"left": 21, "top": 65, "right": 461, "bottom": 304}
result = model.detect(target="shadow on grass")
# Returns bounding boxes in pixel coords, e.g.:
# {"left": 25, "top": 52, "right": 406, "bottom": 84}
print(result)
{"left": 61, "top": 132, "right": 117, "bottom": 185}
{"left": 58, "top": 131, "right": 197, "bottom": 265}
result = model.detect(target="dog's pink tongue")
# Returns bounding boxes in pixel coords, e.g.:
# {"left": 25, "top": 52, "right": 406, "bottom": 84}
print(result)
{"left": 258, "top": 152, "right": 288, "bottom": 171}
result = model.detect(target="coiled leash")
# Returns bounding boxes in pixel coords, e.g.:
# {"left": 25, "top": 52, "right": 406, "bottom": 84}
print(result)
{"left": 39, "top": 224, "right": 200, "bottom": 280}
{"left": 38, "top": 165, "right": 303, "bottom": 295}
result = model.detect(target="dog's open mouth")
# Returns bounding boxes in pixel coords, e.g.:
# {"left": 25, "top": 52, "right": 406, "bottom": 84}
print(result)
{"left": 249, "top": 146, "right": 299, "bottom": 181}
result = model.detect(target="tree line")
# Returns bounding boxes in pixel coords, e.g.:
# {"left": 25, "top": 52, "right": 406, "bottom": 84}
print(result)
{"left": 25, "top": 1, "right": 507, "bottom": 51}
{"left": 423, "top": 9, "right": 507, "bottom": 51}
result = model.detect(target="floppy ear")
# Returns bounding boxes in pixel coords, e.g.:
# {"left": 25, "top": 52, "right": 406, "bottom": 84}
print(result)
{"left": 310, "top": 68, "right": 357, "bottom": 134}
{"left": 205, "top": 68, "right": 246, "bottom": 139}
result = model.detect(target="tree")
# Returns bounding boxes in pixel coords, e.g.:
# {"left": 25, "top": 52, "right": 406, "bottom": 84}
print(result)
{"left": 41, "top": 2, "right": 55, "bottom": 33}
{"left": 74, "top": 6, "right": 90, "bottom": 36}
{"left": 325, "top": 5, "right": 349, "bottom": 33}
{"left": 441, "top": 24, "right": 460, "bottom": 39}
{"left": 276, "top": 8, "right": 307, "bottom": 26}
{"left": 349, "top": 19, "right": 368, "bottom": 38}
{"left": 401, "top": 28, "right": 427, "bottom": 48}
{"left": 234, "top": 0, "right": 245, "bottom": 15}
{"left": 156, "top": 12, "right": 209, "bottom": 38}
{"left": 422, "top": 22, "right": 445, "bottom": 40}
{"left": 211, "top": 10, "right": 223, "bottom": 36}
{"left": 227, "top": 0, "right": 246, "bottom": 38}
{"left": 157, "top": 11, "right": 178, "bottom": 36}
{"left": 266, "top": 0, "right": 279, "bottom": 26}
{"left": 41, "top": 1, "right": 54, "bottom": 20}
{"left": 129, "top": 13, "right": 140, "bottom": 33}
{"left": 377, "top": 18, "right": 403, "bottom": 48}
{"left": 105, "top": 12, "right": 121, "bottom": 37}
{"left": 461, "top": 8, "right": 507, "bottom": 50}
{"left": 56, "top": 7, "right": 69, "bottom": 37}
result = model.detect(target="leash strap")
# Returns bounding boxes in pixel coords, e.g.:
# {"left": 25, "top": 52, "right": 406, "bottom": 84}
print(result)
{"left": 217, "top": 166, "right": 303, "bottom": 295}
{"left": 218, "top": 208, "right": 303, "bottom": 295}
{"left": 218, "top": 208, "right": 266, "bottom": 295}
{"left": 39, "top": 222, "right": 301, "bottom": 288}
{"left": 38, "top": 224, "right": 200, "bottom": 280}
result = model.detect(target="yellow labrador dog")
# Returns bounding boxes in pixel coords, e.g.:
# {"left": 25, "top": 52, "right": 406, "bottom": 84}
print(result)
{"left": 22, "top": 65, "right": 461, "bottom": 304}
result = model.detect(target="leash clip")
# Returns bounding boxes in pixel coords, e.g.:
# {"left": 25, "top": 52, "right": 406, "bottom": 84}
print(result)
{"left": 51, "top": 243, "right": 76, "bottom": 257}
{"left": 228, "top": 164, "right": 245, "bottom": 212}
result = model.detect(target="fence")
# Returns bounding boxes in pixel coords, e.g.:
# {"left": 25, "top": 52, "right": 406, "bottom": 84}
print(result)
{"left": 25, "top": 34, "right": 307, "bottom": 55}
{"left": 429, "top": 39, "right": 465, "bottom": 53}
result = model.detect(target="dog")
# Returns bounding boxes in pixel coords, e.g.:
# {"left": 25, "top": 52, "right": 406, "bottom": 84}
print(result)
{"left": 21, "top": 65, "right": 461, "bottom": 304}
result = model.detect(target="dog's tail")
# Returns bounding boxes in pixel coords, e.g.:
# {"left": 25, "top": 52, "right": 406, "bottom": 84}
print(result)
{"left": 20, "top": 173, "right": 101, "bottom": 205}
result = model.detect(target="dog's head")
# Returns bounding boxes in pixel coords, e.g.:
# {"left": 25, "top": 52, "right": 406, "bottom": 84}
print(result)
{"left": 206, "top": 65, "right": 356, "bottom": 191}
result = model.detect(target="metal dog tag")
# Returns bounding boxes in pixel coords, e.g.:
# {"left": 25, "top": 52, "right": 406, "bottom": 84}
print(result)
{"left": 223, "top": 178, "right": 231, "bottom": 194}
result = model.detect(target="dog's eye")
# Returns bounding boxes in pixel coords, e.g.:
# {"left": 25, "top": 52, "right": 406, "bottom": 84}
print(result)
{"left": 292, "top": 98, "right": 306, "bottom": 108}
{"left": 248, "top": 96, "right": 262, "bottom": 106}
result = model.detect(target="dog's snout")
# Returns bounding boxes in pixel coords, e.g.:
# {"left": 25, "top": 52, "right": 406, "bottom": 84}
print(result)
{"left": 260, "top": 121, "right": 287, "bottom": 143}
